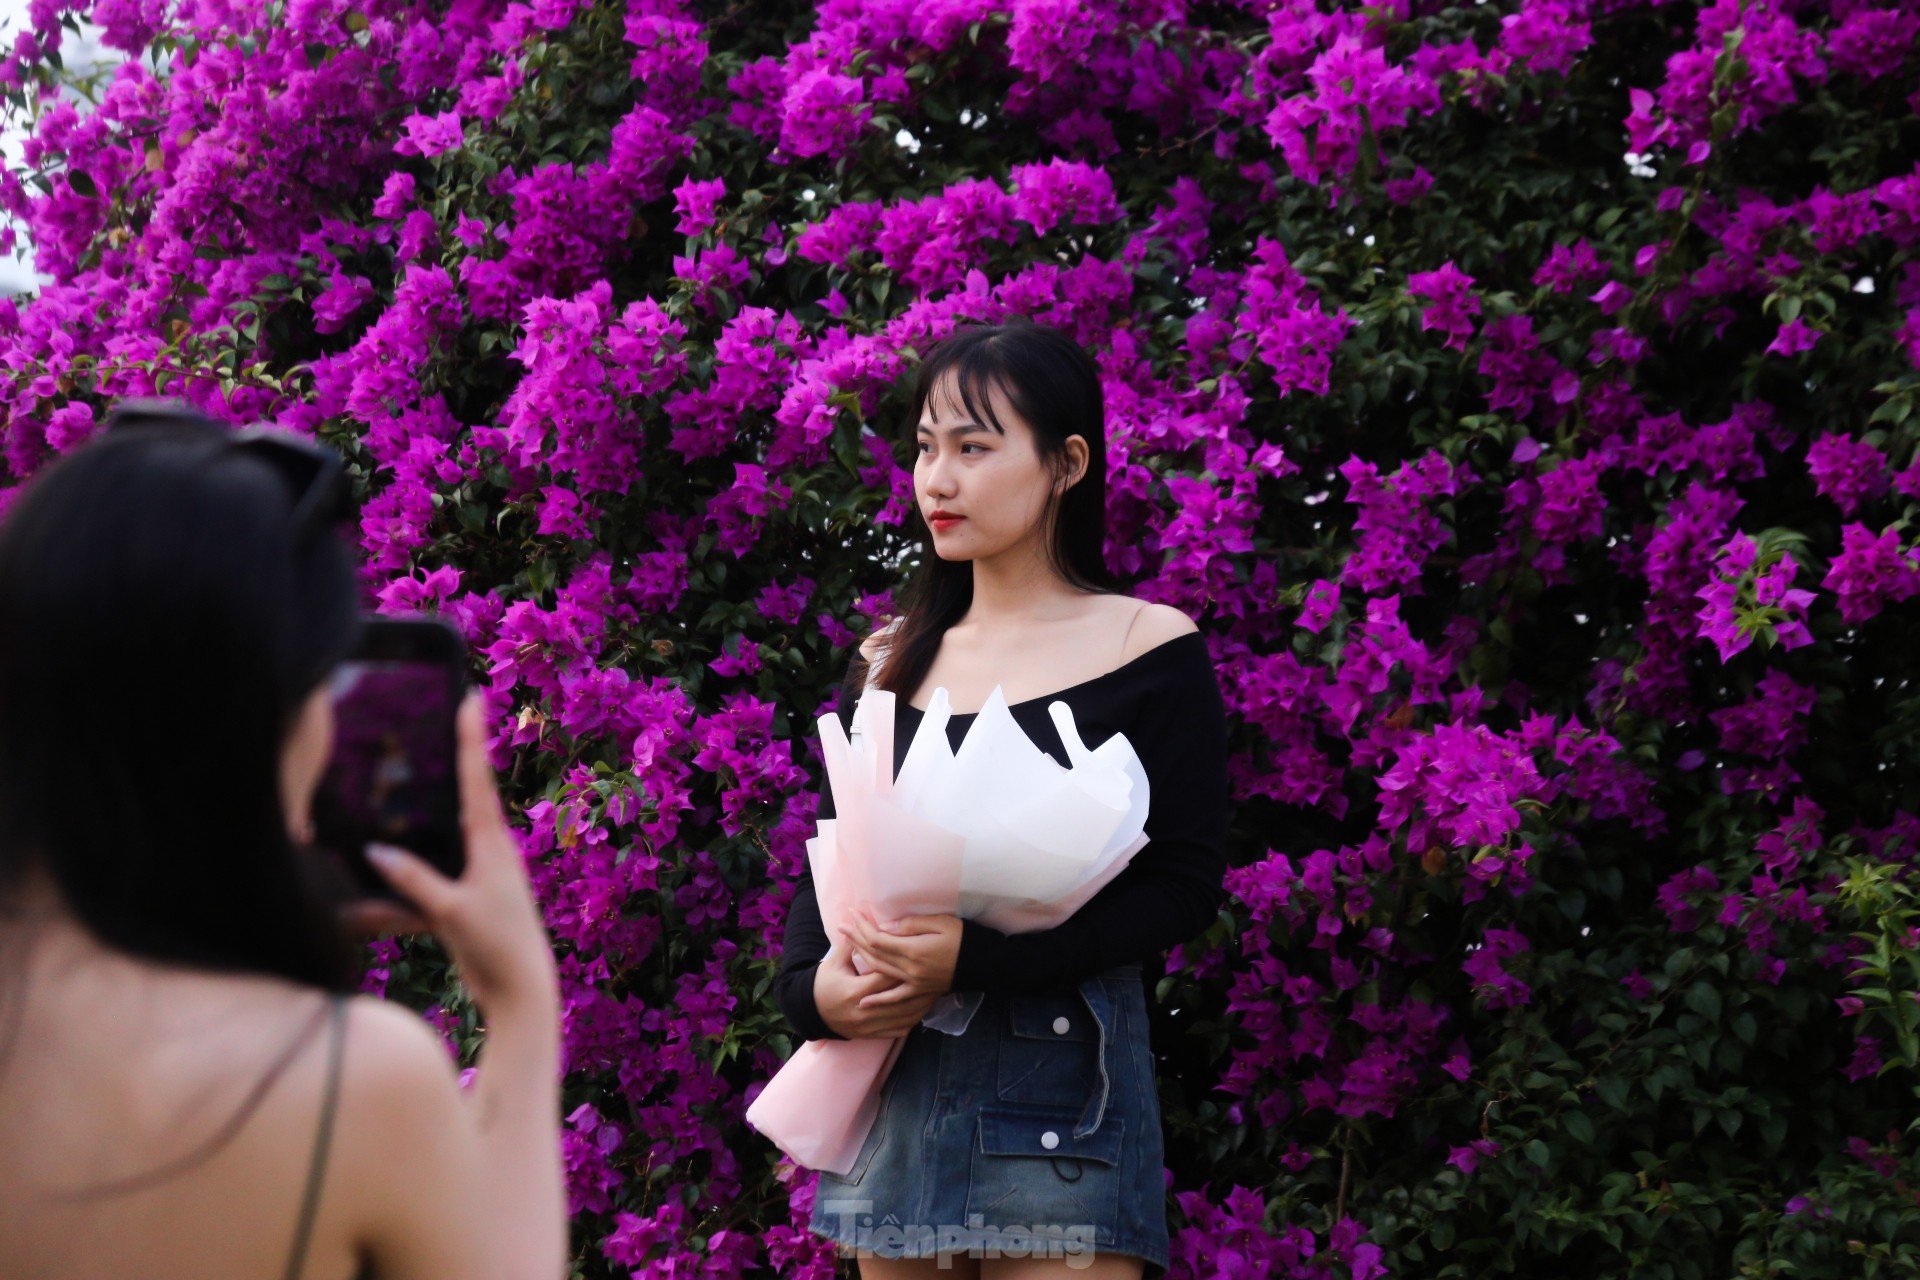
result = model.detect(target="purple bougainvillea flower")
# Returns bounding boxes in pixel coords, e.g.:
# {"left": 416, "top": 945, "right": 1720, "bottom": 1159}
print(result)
{"left": 1823, "top": 523, "right": 1920, "bottom": 623}
{"left": 1408, "top": 261, "right": 1481, "bottom": 350}
{"left": 396, "top": 109, "right": 465, "bottom": 157}
{"left": 1765, "top": 316, "right": 1823, "bottom": 356}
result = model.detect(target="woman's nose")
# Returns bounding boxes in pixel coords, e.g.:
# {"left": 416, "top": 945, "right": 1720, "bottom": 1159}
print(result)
{"left": 921, "top": 455, "right": 958, "bottom": 496}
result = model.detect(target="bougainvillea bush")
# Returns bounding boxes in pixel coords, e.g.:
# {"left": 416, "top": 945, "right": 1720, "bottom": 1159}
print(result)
{"left": 5, "top": 0, "right": 1920, "bottom": 1274}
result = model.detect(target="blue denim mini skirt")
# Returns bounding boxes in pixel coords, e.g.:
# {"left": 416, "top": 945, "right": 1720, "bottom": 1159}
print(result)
{"left": 808, "top": 961, "right": 1169, "bottom": 1276}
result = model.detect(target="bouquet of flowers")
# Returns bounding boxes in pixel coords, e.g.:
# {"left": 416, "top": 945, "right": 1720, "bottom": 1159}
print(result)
{"left": 746, "top": 683, "right": 1150, "bottom": 1174}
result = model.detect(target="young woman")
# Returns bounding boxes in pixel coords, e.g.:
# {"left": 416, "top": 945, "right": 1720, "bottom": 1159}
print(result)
{"left": 773, "top": 322, "right": 1231, "bottom": 1280}
{"left": 0, "top": 405, "right": 566, "bottom": 1280}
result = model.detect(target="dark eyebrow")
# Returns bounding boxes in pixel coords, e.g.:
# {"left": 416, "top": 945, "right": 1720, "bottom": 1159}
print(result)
{"left": 915, "top": 421, "right": 998, "bottom": 437}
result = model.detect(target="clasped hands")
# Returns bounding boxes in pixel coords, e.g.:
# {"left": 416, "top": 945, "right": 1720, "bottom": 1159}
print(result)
{"left": 812, "top": 906, "right": 963, "bottom": 1040}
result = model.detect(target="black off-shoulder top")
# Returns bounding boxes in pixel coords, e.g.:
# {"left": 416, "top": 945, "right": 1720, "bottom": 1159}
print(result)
{"left": 772, "top": 630, "right": 1231, "bottom": 1043}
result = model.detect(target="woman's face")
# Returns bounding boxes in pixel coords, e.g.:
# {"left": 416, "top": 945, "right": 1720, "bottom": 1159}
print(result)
{"left": 914, "top": 372, "right": 1087, "bottom": 561}
{"left": 279, "top": 685, "right": 334, "bottom": 846}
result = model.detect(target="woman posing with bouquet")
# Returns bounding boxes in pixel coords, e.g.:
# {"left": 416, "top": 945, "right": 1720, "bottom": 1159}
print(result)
{"left": 774, "top": 322, "right": 1232, "bottom": 1280}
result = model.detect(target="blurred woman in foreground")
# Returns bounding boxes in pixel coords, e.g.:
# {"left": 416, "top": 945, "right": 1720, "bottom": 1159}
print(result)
{"left": 0, "top": 404, "right": 565, "bottom": 1280}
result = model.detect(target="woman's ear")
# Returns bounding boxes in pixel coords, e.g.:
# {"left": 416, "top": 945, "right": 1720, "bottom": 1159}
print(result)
{"left": 1056, "top": 435, "right": 1090, "bottom": 492}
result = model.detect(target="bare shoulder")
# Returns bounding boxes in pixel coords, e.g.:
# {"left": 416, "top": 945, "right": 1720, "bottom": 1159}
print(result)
{"left": 1117, "top": 598, "right": 1198, "bottom": 662}
{"left": 125, "top": 969, "right": 455, "bottom": 1109}
{"left": 328, "top": 999, "right": 491, "bottom": 1276}
{"left": 337, "top": 995, "right": 464, "bottom": 1120}
{"left": 329, "top": 996, "right": 475, "bottom": 1208}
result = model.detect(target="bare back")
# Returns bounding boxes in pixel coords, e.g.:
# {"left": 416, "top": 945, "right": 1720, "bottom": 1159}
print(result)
{"left": 0, "top": 916, "right": 490, "bottom": 1280}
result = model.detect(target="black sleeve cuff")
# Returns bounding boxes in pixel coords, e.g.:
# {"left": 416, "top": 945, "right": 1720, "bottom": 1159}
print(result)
{"left": 773, "top": 959, "right": 849, "bottom": 1043}
{"left": 951, "top": 916, "right": 1016, "bottom": 992}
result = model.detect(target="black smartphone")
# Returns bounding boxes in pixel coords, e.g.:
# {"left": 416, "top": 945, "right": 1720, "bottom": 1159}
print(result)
{"left": 309, "top": 615, "right": 467, "bottom": 901}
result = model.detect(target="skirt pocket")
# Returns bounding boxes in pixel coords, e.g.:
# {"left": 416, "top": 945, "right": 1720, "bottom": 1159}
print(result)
{"left": 963, "top": 1103, "right": 1123, "bottom": 1247}
{"left": 995, "top": 990, "right": 1099, "bottom": 1106}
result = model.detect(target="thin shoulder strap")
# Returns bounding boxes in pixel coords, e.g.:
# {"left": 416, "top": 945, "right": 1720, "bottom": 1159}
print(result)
{"left": 283, "top": 995, "right": 349, "bottom": 1280}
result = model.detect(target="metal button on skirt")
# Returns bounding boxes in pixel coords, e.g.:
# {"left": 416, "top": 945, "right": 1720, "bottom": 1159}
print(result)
{"left": 808, "top": 961, "right": 1170, "bottom": 1277}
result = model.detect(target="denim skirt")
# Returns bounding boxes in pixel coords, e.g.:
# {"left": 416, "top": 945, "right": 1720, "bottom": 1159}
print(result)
{"left": 808, "top": 961, "right": 1169, "bottom": 1276}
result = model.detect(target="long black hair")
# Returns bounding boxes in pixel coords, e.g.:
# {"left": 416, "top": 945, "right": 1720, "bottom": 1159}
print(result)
{"left": 0, "top": 405, "right": 365, "bottom": 993}
{"left": 863, "top": 321, "right": 1122, "bottom": 699}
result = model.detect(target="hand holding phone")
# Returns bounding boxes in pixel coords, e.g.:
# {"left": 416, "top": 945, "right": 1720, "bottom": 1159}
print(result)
{"left": 311, "top": 616, "right": 466, "bottom": 898}
{"left": 342, "top": 695, "right": 558, "bottom": 1018}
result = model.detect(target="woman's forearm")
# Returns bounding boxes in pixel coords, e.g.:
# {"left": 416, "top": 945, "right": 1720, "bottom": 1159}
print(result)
{"left": 469, "top": 989, "right": 567, "bottom": 1280}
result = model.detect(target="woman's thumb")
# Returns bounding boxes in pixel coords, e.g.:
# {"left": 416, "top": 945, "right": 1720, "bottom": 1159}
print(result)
{"left": 368, "top": 842, "right": 453, "bottom": 916}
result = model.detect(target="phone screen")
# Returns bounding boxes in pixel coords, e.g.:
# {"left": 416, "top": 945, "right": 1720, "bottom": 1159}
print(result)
{"left": 310, "top": 649, "right": 463, "bottom": 898}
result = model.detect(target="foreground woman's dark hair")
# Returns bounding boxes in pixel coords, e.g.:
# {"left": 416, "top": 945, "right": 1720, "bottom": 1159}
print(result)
{"left": 0, "top": 404, "right": 364, "bottom": 990}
